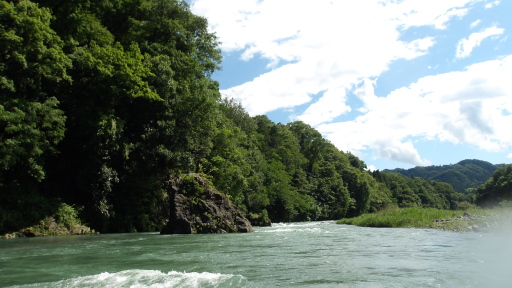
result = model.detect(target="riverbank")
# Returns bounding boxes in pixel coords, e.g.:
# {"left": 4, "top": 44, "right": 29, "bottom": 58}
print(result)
{"left": 337, "top": 207, "right": 512, "bottom": 232}
{"left": 2, "top": 216, "right": 97, "bottom": 239}
{"left": 1, "top": 203, "right": 97, "bottom": 239}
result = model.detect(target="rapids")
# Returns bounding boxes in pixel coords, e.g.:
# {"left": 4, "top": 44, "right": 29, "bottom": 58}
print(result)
{"left": 1, "top": 221, "right": 510, "bottom": 287}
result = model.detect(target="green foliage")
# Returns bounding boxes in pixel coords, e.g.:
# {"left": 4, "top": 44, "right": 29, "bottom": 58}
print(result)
{"left": 1, "top": 0, "right": 489, "bottom": 234}
{"left": 70, "top": 42, "right": 160, "bottom": 100}
{"left": 0, "top": 98, "right": 66, "bottom": 181}
{"left": 219, "top": 98, "right": 257, "bottom": 134}
{"left": 372, "top": 171, "right": 471, "bottom": 210}
{"left": 457, "top": 201, "right": 475, "bottom": 211}
{"left": 476, "top": 165, "right": 512, "bottom": 207}
{"left": 367, "top": 182, "right": 394, "bottom": 213}
{"left": 347, "top": 152, "right": 367, "bottom": 171}
{"left": 287, "top": 121, "right": 326, "bottom": 173}
{"left": 54, "top": 203, "right": 80, "bottom": 228}
{"left": 0, "top": 0, "right": 71, "bottom": 92}
{"left": 0, "top": 188, "right": 59, "bottom": 234}
{"left": 180, "top": 174, "right": 207, "bottom": 197}
{"left": 0, "top": 1, "right": 71, "bottom": 233}
{"left": 337, "top": 207, "right": 464, "bottom": 228}
{"left": 338, "top": 206, "right": 512, "bottom": 232}
{"left": 1, "top": 0, "right": 69, "bottom": 183}
{"left": 385, "top": 159, "right": 501, "bottom": 193}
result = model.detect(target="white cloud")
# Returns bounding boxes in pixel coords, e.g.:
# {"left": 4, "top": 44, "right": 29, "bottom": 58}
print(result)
{"left": 191, "top": 0, "right": 480, "bottom": 116}
{"left": 381, "top": 1, "right": 471, "bottom": 29}
{"left": 508, "top": 153, "right": 512, "bottom": 159}
{"left": 485, "top": 0, "right": 501, "bottom": 8}
{"left": 295, "top": 88, "right": 352, "bottom": 126}
{"left": 377, "top": 140, "right": 432, "bottom": 167}
{"left": 366, "top": 165, "right": 378, "bottom": 172}
{"left": 317, "top": 56, "right": 512, "bottom": 166}
{"left": 470, "top": 19, "right": 481, "bottom": 28}
{"left": 456, "top": 26, "right": 505, "bottom": 58}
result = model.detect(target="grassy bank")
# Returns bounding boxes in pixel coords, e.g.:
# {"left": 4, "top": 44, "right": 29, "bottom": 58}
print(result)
{"left": 337, "top": 207, "right": 510, "bottom": 232}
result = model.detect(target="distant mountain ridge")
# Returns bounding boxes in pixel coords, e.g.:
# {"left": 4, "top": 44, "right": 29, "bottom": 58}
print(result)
{"left": 384, "top": 159, "right": 507, "bottom": 193}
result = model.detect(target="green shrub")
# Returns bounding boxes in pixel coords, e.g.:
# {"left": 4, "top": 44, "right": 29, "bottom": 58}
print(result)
{"left": 457, "top": 201, "right": 476, "bottom": 211}
{"left": 55, "top": 203, "right": 80, "bottom": 228}
{"left": 180, "top": 174, "right": 207, "bottom": 196}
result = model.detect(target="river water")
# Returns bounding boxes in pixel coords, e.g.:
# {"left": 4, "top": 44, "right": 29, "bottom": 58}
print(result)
{"left": 1, "top": 221, "right": 511, "bottom": 287}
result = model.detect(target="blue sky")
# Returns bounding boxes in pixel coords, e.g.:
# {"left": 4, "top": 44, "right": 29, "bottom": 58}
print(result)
{"left": 190, "top": 0, "right": 512, "bottom": 170}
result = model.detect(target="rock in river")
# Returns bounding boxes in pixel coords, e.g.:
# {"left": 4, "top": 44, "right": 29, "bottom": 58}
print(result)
{"left": 160, "top": 174, "right": 253, "bottom": 234}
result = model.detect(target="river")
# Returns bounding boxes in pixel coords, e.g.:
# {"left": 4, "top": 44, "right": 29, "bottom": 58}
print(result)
{"left": 1, "top": 221, "right": 511, "bottom": 287}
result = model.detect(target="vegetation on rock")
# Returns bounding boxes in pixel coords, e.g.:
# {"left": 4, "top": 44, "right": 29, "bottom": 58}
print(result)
{"left": 2, "top": 204, "right": 96, "bottom": 238}
{"left": 160, "top": 173, "right": 253, "bottom": 234}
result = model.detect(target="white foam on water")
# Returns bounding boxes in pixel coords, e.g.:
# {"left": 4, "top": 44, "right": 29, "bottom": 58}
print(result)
{"left": 257, "top": 221, "right": 335, "bottom": 234}
{"left": 11, "top": 269, "right": 247, "bottom": 288}
{"left": 166, "top": 271, "right": 246, "bottom": 287}
{"left": 259, "top": 227, "right": 322, "bottom": 234}
{"left": 271, "top": 221, "right": 334, "bottom": 228}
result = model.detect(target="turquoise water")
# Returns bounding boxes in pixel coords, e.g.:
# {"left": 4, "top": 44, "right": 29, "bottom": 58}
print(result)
{"left": 1, "top": 221, "right": 511, "bottom": 287}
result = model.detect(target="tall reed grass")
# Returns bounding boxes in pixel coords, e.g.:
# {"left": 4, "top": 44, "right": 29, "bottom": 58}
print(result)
{"left": 336, "top": 207, "right": 464, "bottom": 228}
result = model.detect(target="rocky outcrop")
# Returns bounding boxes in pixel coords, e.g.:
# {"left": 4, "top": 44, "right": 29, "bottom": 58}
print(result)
{"left": 2, "top": 217, "right": 97, "bottom": 238}
{"left": 160, "top": 174, "right": 253, "bottom": 234}
{"left": 248, "top": 214, "right": 272, "bottom": 227}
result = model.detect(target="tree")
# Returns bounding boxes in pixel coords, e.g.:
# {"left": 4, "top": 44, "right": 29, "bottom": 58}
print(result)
{"left": 476, "top": 165, "right": 512, "bottom": 207}
{"left": 385, "top": 159, "right": 499, "bottom": 193}
{"left": 287, "top": 121, "right": 326, "bottom": 173}
{"left": 0, "top": 0, "right": 70, "bottom": 183}
{"left": 0, "top": 0, "right": 71, "bottom": 232}
{"left": 38, "top": 0, "right": 223, "bottom": 232}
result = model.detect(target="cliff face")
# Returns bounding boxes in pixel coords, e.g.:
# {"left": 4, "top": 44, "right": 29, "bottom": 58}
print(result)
{"left": 160, "top": 174, "right": 253, "bottom": 234}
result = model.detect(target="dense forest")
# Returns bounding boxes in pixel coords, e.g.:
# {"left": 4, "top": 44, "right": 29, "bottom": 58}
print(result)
{"left": 475, "top": 165, "right": 512, "bottom": 207}
{"left": 384, "top": 159, "right": 505, "bottom": 193}
{"left": 0, "top": 0, "right": 505, "bottom": 235}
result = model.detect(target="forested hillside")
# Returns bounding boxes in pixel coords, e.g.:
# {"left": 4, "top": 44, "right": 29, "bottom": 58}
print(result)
{"left": 476, "top": 165, "right": 512, "bottom": 207}
{"left": 0, "top": 0, "right": 473, "bottom": 234}
{"left": 384, "top": 159, "right": 504, "bottom": 193}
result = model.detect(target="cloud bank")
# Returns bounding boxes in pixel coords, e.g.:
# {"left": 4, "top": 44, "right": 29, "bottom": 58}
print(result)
{"left": 318, "top": 56, "right": 512, "bottom": 166}
{"left": 191, "top": 0, "right": 511, "bottom": 167}
{"left": 456, "top": 26, "right": 505, "bottom": 59}
{"left": 191, "top": 0, "right": 454, "bottom": 115}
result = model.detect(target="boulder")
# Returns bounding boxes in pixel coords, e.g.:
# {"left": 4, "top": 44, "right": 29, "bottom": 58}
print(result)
{"left": 248, "top": 214, "right": 272, "bottom": 227}
{"left": 160, "top": 174, "right": 253, "bottom": 234}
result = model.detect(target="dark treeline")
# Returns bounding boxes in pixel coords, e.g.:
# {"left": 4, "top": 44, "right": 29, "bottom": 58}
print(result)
{"left": 384, "top": 159, "right": 505, "bottom": 193}
{"left": 0, "top": 0, "right": 480, "bottom": 234}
